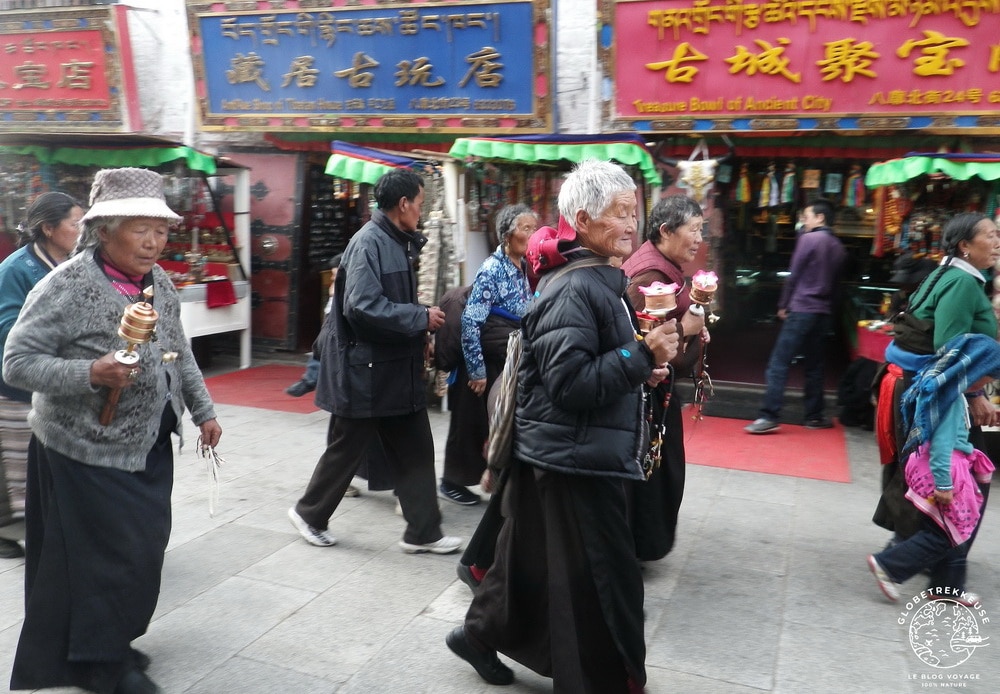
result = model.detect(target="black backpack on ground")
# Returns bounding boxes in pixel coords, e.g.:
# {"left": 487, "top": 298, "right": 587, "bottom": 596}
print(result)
{"left": 837, "top": 357, "right": 878, "bottom": 429}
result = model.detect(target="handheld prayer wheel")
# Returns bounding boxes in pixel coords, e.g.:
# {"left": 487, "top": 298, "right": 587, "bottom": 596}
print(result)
{"left": 99, "top": 289, "right": 159, "bottom": 426}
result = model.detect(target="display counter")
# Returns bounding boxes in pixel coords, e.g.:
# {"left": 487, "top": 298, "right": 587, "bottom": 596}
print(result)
{"left": 855, "top": 321, "right": 893, "bottom": 363}
{"left": 176, "top": 280, "right": 251, "bottom": 369}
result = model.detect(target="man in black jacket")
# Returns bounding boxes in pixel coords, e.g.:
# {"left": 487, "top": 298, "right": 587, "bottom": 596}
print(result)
{"left": 288, "top": 169, "right": 462, "bottom": 554}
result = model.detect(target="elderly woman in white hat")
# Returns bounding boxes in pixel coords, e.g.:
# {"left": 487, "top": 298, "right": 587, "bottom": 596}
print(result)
{"left": 3, "top": 167, "right": 221, "bottom": 694}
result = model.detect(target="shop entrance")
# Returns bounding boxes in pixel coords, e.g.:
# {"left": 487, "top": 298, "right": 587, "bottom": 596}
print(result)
{"left": 688, "top": 155, "right": 895, "bottom": 394}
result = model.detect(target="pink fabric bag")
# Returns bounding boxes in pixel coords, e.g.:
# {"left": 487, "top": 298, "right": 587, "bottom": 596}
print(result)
{"left": 904, "top": 445, "right": 994, "bottom": 545}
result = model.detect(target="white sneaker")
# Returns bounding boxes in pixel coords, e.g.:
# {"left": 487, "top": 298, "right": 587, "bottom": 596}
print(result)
{"left": 745, "top": 418, "right": 779, "bottom": 434}
{"left": 287, "top": 507, "right": 337, "bottom": 547}
{"left": 399, "top": 535, "right": 463, "bottom": 554}
{"left": 867, "top": 554, "right": 900, "bottom": 602}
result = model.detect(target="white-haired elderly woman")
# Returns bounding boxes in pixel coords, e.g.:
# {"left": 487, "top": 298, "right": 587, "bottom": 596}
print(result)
{"left": 447, "top": 160, "right": 679, "bottom": 694}
{"left": 438, "top": 203, "right": 538, "bottom": 508}
{"left": 4, "top": 168, "right": 221, "bottom": 694}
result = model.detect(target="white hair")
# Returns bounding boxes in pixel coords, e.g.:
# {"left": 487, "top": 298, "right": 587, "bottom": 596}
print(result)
{"left": 74, "top": 216, "right": 126, "bottom": 255}
{"left": 558, "top": 159, "right": 637, "bottom": 231}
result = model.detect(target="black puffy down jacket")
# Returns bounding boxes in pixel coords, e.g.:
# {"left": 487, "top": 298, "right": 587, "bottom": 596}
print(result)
{"left": 513, "top": 256, "right": 655, "bottom": 480}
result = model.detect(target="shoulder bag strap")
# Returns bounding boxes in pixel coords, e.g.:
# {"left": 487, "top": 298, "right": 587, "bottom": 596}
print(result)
{"left": 536, "top": 256, "right": 612, "bottom": 298}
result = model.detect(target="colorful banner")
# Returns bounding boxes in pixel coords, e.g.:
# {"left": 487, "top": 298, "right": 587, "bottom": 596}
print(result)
{"left": 609, "top": 0, "right": 1000, "bottom": 132}
{"left": 188, "top": 0, "right": 551, "bottom": 133}
{"left": 0, "top": 7, "right": 137, "bottom": 132}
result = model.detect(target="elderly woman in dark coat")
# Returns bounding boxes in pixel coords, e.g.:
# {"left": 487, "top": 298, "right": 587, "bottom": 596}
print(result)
{"left": 446, "top": 160, "right": 679, "bottom": 694}
{"left": 4, "top": 168, "right": 222, "bottom": 694}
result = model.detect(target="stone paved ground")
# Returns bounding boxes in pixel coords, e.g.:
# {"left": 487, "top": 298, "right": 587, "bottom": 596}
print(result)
{"left": 0, "top": 357, "right": 997, "bottom": 693}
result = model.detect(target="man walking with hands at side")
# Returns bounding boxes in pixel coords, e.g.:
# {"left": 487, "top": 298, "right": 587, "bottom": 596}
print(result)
{"left": 288, "top": 168, "right": 462, "bottom": 554}
{"left": 746, "top": 197, "right": 847, "bottom": 434}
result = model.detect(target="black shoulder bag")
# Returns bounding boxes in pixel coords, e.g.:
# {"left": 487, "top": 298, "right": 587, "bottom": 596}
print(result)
{"left": 889, "top": 262, "right": 952, "bottom": 356}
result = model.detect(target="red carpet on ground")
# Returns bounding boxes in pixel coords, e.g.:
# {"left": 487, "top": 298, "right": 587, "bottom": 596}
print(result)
{"left": 204, "top": 365, "right": 321, "bottom": 414}
{"left": 682, "top": 407, "right": 852, "bottom": 483}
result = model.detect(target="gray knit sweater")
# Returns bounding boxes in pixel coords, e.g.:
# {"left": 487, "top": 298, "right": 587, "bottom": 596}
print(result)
{"left": 2, "top": 248, "right": 216, "bottom": 471}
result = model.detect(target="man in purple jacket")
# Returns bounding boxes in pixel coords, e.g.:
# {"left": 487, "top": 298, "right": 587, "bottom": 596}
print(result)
{"left": 746, "top": 197, "right": 847, "bottom": 434}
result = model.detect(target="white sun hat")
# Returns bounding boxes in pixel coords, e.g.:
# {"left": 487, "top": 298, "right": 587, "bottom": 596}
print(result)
{"left": 80, "top": 167, "right": 182, "bottom": 223}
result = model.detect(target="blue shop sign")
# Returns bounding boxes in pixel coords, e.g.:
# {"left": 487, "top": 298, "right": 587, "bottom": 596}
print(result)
{"left": 192, "top": 1, "right": 546, "bottom": 130}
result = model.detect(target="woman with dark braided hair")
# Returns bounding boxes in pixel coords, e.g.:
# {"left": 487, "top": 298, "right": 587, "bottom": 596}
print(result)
{"left": 0, "top": 192, "right": 83, "bottom": 559}
{"left": 872, "top": 212, "right": 1000, "bottom": 552}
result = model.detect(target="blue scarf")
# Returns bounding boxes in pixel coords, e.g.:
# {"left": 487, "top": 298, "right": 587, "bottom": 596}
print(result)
{"left": 900, "top": 333, "right": 1000, "bottom": 458}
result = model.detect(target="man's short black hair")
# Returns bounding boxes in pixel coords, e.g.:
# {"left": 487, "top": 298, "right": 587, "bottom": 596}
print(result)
{"left": 374, "top": 169, "right": 424, "bottom": 211}
{"left": 808, "top": 198, "right": 836, "bottom": 227}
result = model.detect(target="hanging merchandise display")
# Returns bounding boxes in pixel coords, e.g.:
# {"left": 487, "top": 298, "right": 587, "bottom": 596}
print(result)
{"left": 322, "top": 141, "right": 457, "bottom": 307}
{"left": 866, "top": 152, "right": 1000, "bottom": 260}
{"left": 450, "top": 134, "right": 659, "bottom": 253}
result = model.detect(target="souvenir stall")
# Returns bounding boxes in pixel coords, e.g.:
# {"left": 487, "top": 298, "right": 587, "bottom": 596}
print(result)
{"left": 855, "top": 152, "right": 1000, "bottom": 362}
{"left": 0, "top": 135, "right": 253, "bottom": 368}
{"left": 448, "top": 134, "right": 662, "bottom": 277}
{"left": 866, "top": 152, "right": 1000, "bottom": 260}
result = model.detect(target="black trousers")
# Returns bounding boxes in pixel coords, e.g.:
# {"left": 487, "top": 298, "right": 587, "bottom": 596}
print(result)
{"left": 11, "top": 406, "right": 176, "bottom": 693}
{"left": 296, "top": 410, "right": 443, "bottom": 545}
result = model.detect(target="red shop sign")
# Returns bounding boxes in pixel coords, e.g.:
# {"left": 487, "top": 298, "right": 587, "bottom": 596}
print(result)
{"left": 0, "top": 6, "right": 141, "bottom": 131}
{"left": 611, "top": 0, "right": 1000, "bottom": 130}
{"left": 0, "top": 30, "right": 112, "bottom": 111}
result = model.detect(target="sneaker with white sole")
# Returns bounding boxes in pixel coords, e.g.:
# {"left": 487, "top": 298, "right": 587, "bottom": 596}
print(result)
{"left": 867, "top": 554, "right": 900, "bottom": 602}
{"left": 287, "top": 507, "right": 337, "bottom": 547}
{"left": 745, "top": 418, "right": 779, "bottom": 434}
{"left": 399, "top": 535, "right": 463, "bottom": 554}
{"left": 438, "top": 481, "right": 481, "bottom": 506}
{"left": 931, "top": 591, "right": 982, "bottom": 608}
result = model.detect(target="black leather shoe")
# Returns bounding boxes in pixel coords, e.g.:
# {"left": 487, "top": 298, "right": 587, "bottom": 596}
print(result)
{"left": 446, "top": 626, "right": 514, "bottom": 685}
{"left": 114, "top": 668, "right": 162, "bottom": 694}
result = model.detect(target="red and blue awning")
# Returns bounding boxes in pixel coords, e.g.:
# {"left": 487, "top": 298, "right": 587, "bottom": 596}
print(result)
{"left": 325, "top": 140, "right": 427, "bottom": 185}
{"left": 449, "top": 134, "right": 661, "bottom": 187}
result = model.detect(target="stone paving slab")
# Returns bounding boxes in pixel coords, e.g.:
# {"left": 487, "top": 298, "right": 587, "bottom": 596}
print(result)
{"left": 0, "top": 399, "right": 997, "bottom": 693}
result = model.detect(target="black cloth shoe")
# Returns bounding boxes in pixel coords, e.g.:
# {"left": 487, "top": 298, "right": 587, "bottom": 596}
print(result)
{"left": 285, "top": 380, "right": 316, "bottom": 397}
{"left": 446, "top": 626, "right": 514, "bottom": 686}
{"left": 131, "top": 648, "right": 151, "bottom": 671}
{"left": 0, "top": 538, "right": 24, "bottom": 559}
{"left": 114, "top": 668, "right": 162, "bottom": 694}
{"left": 438, "top": 480, "right": 481, "bottom": 506}
{"left": 804, "top": 417, "right": 834, "bottom": 430}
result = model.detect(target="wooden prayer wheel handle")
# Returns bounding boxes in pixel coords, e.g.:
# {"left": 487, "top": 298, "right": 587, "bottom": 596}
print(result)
{"left": 99, "top": 387, "right": 124, "bottom": 426}
{"left": 99, "top": 348, "right": 139, "bottom": 427}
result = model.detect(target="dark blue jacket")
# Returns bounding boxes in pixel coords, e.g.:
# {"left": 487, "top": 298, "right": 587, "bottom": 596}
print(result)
{"left": 315, "top": 210, "right": 431, "bottom": 418}
{"left": 513, "top": 254, "right": 655, "bottom": 480}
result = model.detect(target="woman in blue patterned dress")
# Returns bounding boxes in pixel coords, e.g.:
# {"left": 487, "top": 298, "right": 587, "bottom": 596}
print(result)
{"left": 439, "top": 204, "right": 536, "bottom": 508}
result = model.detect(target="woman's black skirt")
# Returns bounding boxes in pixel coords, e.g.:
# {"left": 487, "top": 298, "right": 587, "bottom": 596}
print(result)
{"left": 10, "top": 405, "right": 176, "bottom": 693}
